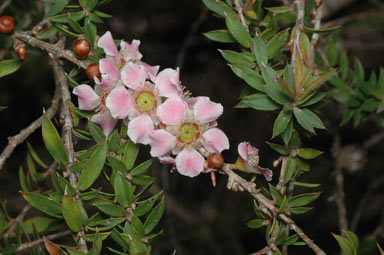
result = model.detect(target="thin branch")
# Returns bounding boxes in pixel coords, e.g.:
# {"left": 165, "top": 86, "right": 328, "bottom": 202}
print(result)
{"left": 309, "top": 6, "right": 322, "bottom": 69}
{"left": 0, "top": 0, "right": 12, "bottom": 15}
{"left": 3, "top": 204, "right": 32, "bottom": 239}
{"left": 16, "top": 230, "right": 72, "bottom": 253}
{"left": 234, "top": 0, "right": 249, "bottom": 31}
{"left": 0, "top": 92, "right": 60, "bottom": 171}
{"left": 332, "top": 134, "right": 349, "bottom": 233}
{"left": 277, "top": 157, "right": 288, "bottom": 193}
{"left": 291, "top": 0, "right": 305, "bottom": 68}
{"left": 363, "top": 130, "right": 384, "bottom": 149}
{"left": 13, "top": 31, "right": 89, "bottom": 69}
{"left": 350, "top": 174, "right": 384, "bottom": 232}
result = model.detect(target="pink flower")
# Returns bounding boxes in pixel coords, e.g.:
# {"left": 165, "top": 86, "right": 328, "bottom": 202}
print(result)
{"left": 237, "top": 142, "right": 273, "bottom": 181}
{"left": 150, "top": 96, "right": 229, "bottom": 177}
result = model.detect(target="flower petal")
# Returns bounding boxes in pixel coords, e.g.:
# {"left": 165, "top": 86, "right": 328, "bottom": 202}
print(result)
{"left": 238, "top": 142, "right": 249, "bottom": 161}
{"left": 156, "top": 97, "right": 187, "bottom": 125}
{"left": 127, "top": 115, "right": 154, "bottom": 145}
{"left": 141, "top": 62, "right": 159, "bottom": 82}
{"left": 175, "top": 148, "right": 204, "bottom": 178}
{"left": 159, "top": 156, "right": 176, "bottom": 165}
{"left": 155, "top": 68, "right": 182, "bottom": 97}
{"left": 106, "top": 86, "right": 132, "bottom": 119}
{"left": 121, "top": 63, "right": 147, "bottom": 89}
{"left": 202, "top": 128, "right": 229, "bottom": 153}
{"left": 120, "top": 39, "right": 143, "bottom": 61}
{"left": 91, "top": 111, "right": 117, "bottom": 136}
{"left": 194, "top": 96, "right": 223, "bottom": 123}
{"left": 73, "top": 84, "right": 100, "bottom": 110}
{"left": 149, "top": 129, "right": 176, "bottom": 157}
{"left": 99, "top": 58, "right": 119, "bottom": 82}
{"left": 97, "top": 31, "right": 118, "bottom": 56}
{"left": 252, "top": 165, "right": 273, "bottom": 181}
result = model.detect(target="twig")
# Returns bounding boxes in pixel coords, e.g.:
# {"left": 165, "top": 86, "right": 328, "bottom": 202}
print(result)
{"left": 220, "top": 164, "right": 327, "bottom": 255}
{"left": 363, "top": 130, "right": 384, "bottom": 149}
{"left": 291, "top": 0, "right": 305, "bottom": 68}
{"left": 350, "top": 174, "right": 384, "bottom": 232}
{"left": 269, "top": 220, "right": 280, "bottom": 253}
{"left": 277, "top": 157, "right": 288, "bottom": 193}
{"left": 175, "top": 7, "right": 207, "bottom": 70}
{"left": 3, "top": 204, "right": 32, "bottom": 239}
{"left": 309, "top": 6, "right": 322, "bottom": 69}
{"left": 234, "top": 0, "right": 248, "bottom": 31}
{"left": 16, "top": 230, "right": 72, "bottom": 253}
{"left": 13, "top": 31, "right": 89, "bottom": 69}
{"left": 0, "top": 92, "right": 60, "bottom": 171}
{"left": 369, "top": 224, "right": 384, "bottom": 241}
{"left": 0, "top": 0, "right": 12, "bottom": 15}
{"left": 332, "top": 134, "right": 348, "bottom": 234}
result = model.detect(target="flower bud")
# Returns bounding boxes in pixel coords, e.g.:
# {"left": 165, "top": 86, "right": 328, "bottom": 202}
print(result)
{"left": 86, "top": 63, "right": 101, "bottom": 80}
{"left": 0, "top": 16, "right": 15, "bottom": 34}
{"left": 207, "top": 153, "right": 224, "bottom": 169}
{"left": 73, "top": 39, "right": 90, "bottom": 58}
{"left": 14, "top": 42, "right": 27, "bottom": 60}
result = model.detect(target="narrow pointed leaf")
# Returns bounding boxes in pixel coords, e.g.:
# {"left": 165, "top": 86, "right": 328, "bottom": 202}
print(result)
{"left": 220, "top": 50, "right": 255, "bottom": 68}
{"left": 247, "top": 219, "right": 264, "bottom": 229}
{"left": 122, "top": 140, "right": 139, "bottom": 170}
{"left": 264, "top": 6, "right": 290, "bottom": 13}
{"left": 202, "top": 0, "right": 236, "bottom": 17}
{"left": 272, "top": 109, "right": 292, "bottom": 138}
{"left": 42, "top": 113, "right": 68, "bottom": 165}
{"left": 62, "top": 194, "right": 83, "bottom": 232}
{"left": 113, "top": 172, "right": 133, "bottom": 208}
{"left": 230, "top": 65, "right": 265, "bottom": 92}
{"left": 332, "top": 233, "right": 355, "bottom": 255}
{"left": 238, "top": 94, "right": 280, "bottom": 111}
{"left": 144, "top": 198, "right": 165, "bottom": 234}
{"left": 267, "top": 29, "right": 289, "bottom": 58}
{"left": 225, "top": 15, "right": 252, "bottom": 48}
{"left": 266, "top": 142, "right": 289, "bottom": 155}
{"left": 254, "top": 36, "right": 268, "bottom": 68}
{"left": 303, "top": 68, "right": 337, "bottom": 96}
{"left": 304, "top": 25, "right": 341, "bottom": 34}
{"left": 0, "top": 60, "right": 22, "bottom": 78}
{"left": 45, "top": 0, "right": 69, "bottom": 18}
{"left": 22, "top": 192, "right": 62, "bottom": 218}
{"left": 203, "top": 30, "right": 235, "bottom": 43}
{"left": 298, "top": 148, "right": 324, "bottom": 159}
{"left": 289, "top": 192, "right": 321, "bottom": 207}
{"left": 130, "top": 159, "right": 153, "bottom": 176}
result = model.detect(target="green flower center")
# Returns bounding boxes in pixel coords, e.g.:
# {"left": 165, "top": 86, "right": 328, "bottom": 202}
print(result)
{"left": 136, "top": 91, "right": 155, "bottom": 112}
{"left": 179, "top": 123, "right": 199, "bottom": 144}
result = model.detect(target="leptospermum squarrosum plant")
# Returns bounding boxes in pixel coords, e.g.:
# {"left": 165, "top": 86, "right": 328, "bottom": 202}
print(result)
{"left": 0, "top": 0, "right": 383, "bottom": 254}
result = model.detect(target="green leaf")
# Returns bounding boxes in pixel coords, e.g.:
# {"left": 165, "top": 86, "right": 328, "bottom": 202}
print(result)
{"left": 203, "top": 29, "right": 235, "bottom": 43}
{"left": 266, "top": 142, "right": 289, "bottom": 155}
{"left": 78, "top": 142, "right": 107, "bottom": 191}
{"left": 341, "top": 110, "right": 354, "bottom": 126}
{"left": 263, "top": 66, "right": 291, "bottom": 105}
{"left": 0, "top": 60, "right": 22, "bottom": 78}
{"left": 267, "top": 29, "right": 289, "bottom": 58}
{"left": 202, "top": 0, "right": 236, "bottom": 17}
{"left": 289, "top": 192, "right": 321, "bottom": 207}
{"left": 19, "top": 167, "right": 30, "bottom": 192}
{"left": 327, "top": 42, "right": 338, "bottom": 66}
{"left": 238, "top": 94, "right": 280, "bottom": 111}
{"left": 333, "top": 233, "right": 356, "bottom": 255}
{"left": 84, "top": 17, "right": 97, "bottom": 49}
{"left": 230, "top": 65, "right": 265, "bottom": 92}
{"left": 281, "top": 120, "right": 293, "bottom": 145}
{"left": 27, "top": 142, "right": 48, "bottom": 168}
{"left": 378, "top": 67, "right": 384, "bottom": 90}
{"left": 300, "top": 33, "right": 311, "bottom": 65}
{"left": 361, "top": 98, "right": 379, "bottom": 112}
{"left": 135, "top": 191, "right": 163, "bottom": 217}
{"left": 299, "top": 92, "right": 326, "bottom": 107}
{"left": 107, "top": 156, "right": 128, "bottom": 175}
{"left": 276, "top": 77, "right": 296, "bottom": 100}
{"left": 52, "top": 22, "right": 80, "bottom": 38}
{"left": 220, "top": 50, "right": 255, "bottom": 68}
{"left": 113, "top": 172, "right": 133, "bottom": 208}
{"left": 346, "top": 231, "right": 359, "bottom": 251}
{"left": 45, "top": 0, "right": 69, "bottom": 18}
{"left": 273, "top": 109, "right": 292, "bottom": 139}
{"left": 57, "top": 175, "right": 76, "bottom": 196}
{"left": 264, "top": 6, "right": 291, "bottom": 13}
{"left": 88, "top": 232, "right": 102, "bottom": 255}
{"left": 22, "top": 217, "right": 56, "bottom": 235}
{"left": 89, "top": 198, "right": 125, "bottom": 217}
{"left": 269, "top": 184, "right": 283, "bottom": 205}
{"left": 304, "top": 25, "right": 341, "bottom": 34}
{"left": 130, "top": 159, "right": 153, "bottom": 176}
{"left": 253, "top": 36, "right": 268, "bottom": 68}
{"left": 62, "top": 194, "right": 83, "bottom": 232}
{"left": 340, "top": 51, "right": 349, "bottom": 79}
{"left": 144, "top": 198, "right": 165, "bottom": 234}
{"left": 122, "top": 140, "right": 139, "bottom": 170}
{"left": 89, "top": 12, "right": 103, "bottom": 23}
{"left": 85, "top": 0, "right": 99, "bottom": 11}
{"left": 283, "top": 156, "right": 296, "bottom": 183}
{"left": 50, "top": 11, "right": 84, "bottom": 23}
{"left": 291, "top": 181, "right": 321, "bottom": 188}
{"left": 68, "top": 13, "right": 84, "bottom": 33}
{"left": 42, "top": 113, "right": 68, "bottom": 165}
{"left": 93, "top": 10, "right": 112, "bottom": 18}
{"left": 225, "top": 14, "right": 252, "bottom": 48}
{"left": 22, "top": 192, "right": 62, "bottom": 218}
{"left": 247, "top": 219, "right": 264, "bottom": 229}
{"left": 88, "top": 121, "right": 106, "bottom": 142}
{"left": 298, "top": 148, "right": 323, "bottom": 159}
{"left": 303, "top": 68, "right": 337, "bottom": 96}
{"left": 290, "top": 207, "right": 313, "bottom": 214}
{"left": 293, "top": 107, "right": 321, "bottom": 133}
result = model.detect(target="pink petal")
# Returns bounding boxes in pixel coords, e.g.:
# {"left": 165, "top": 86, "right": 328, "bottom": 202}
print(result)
{"left": 97, "top": 31, "right": 118, "bottom": 56}
{"left": 149, "top": 129, "right": 176, "bottom": 157}
{"left": 121, "top": 63, "right": 147, "bottom": 89}
{"left": 95, "top": 75, "right": 115, "bottom": 93}
{"left": 175, "top": 148, "right": 204, "bottom": 178}
{"left": 159, "top": 156, "right": 176, "bottom": 165}
{"left": 120, "top": 39, "right": 143, "bottom": 61}
{"left": 194, "top": 96, "right": 223, "bottom": 123}
{"left": 127, "top": 115, "right": 154, "bottom": 145}
{"left": 106, "top": 86, "right": 132, "bottom": 119}
{"left": 155, "top": 68, "right": 182, "bottom": 97}
{"left": 91, "top": 111, "right": 117, "bottom": 136}
{"left": 73, "top": 84, "right": 100, "bottom": 110}
{"left": 252, "top": 165, "right": 273, "bottom": 182}
{"left": 141, "top": 62, "right": 159, "bottom": 82}
{"left": 156, "top": 97, "right": 187, "bottom": 125}
{"left": 99, "top": 58, "right": 119, "bottom": 82}
{"left": 202, "top": 128, "right": 229, "bottom": 153}
{"left": 238, "top": 142, "right": 249, "bottom": 161}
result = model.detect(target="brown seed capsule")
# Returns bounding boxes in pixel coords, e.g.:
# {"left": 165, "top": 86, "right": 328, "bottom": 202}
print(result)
{"left": 86, "top": 63, "right": 101, "bottom": 80}
{"left": 310, "top": 8, "right": 316, "bottom": 20}
{"left": 73, "top": 39, "right": 90, "bottom": 58}
{"left": 314, "top": 0, "right": 322, "bottom": 7}
{"left": 207, "top": 153, "right": 224, "bottom": 169}
{"left": 0, "top": 16, "right": 15, "bottom": 34}
{"left": 15, "top": 42, "right": 27, "bottom": 60}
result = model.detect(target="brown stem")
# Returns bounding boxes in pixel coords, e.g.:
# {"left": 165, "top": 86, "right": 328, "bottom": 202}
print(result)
{"left": 291, "top": 0, "right": 305, "bottom": 68}
{"left": 234, "top": 0, "right": 249, "bottom": 31}
{"left": 309, "top": 6, "right": 322, "bottom": 69}
{"left": 332, "top": 134, "right": 348, "bottom": 233}
{"left": 15, "top": 230, "right": 72, "bottom": 253}
{"left": 3, "top": 204, "right": 32, "bottom": 239}
{"left": 0, "top": 92, "right": 60, "bottom": 171}
{"left": 13, "top": 31, "right": 89, "bottom": 69}
{"left": 277, "top": 157, "right": 288, "bottom": 193}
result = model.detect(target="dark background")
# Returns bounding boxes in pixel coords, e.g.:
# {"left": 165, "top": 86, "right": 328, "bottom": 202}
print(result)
{"left": 1, "top": 0, "right": 384, "bottom": 254}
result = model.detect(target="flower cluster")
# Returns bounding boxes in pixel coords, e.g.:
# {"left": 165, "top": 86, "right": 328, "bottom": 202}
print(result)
{"left": 73, "top": 31, "right": 231, "bottom": 178}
